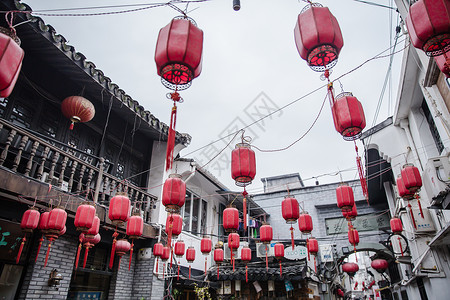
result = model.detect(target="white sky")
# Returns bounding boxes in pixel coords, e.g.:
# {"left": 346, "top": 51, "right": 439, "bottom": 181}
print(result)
{"left": 25, "top": 0, "right": 404, "bottom": 193}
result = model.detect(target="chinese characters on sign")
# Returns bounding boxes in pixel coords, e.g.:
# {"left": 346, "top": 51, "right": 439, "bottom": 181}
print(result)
{"left": 325, "top": 213, "right": 390, "bottom": 235}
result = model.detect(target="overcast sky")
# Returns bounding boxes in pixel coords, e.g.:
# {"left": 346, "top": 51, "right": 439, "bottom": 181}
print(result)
{"left": 25, "top": 0, "right": 404, "bottom": 193}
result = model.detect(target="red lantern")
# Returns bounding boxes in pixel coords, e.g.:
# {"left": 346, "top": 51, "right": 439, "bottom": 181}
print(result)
{"left": 371, "top": 259, "right": 389, "bottom": 273}
{"left": 274, "top": 243, "right": 285, "bottom": 277}
{"left": 336, "top": 184, "right": 355, "bottom": 211}
{"left": 396, "top": 176, "right": 415, "bottom": 200}
{"left": 59, "top": 226, "right": 66, "bottom": 236}
{"left": 74, "top": 203, "right": 96, "bottom": 232}
{"left": 282, "top": 196, "right": 299, "bottom": 250}
{"left": 165, "top": 213, "right": 183, "bottom": 247}
{"left": 307, "top": 237, "right": 319, "bottom": 273}
{"left": 44, "top": 207, "right": 67, "bottom": 267}
{"left": 228, "top": 232, "right": 240, "bottom": 271}
{"left": 348, "top": 228, "right": 359, "bottom": 254}
{"left": 260, "top": 224, "right": 272, "bottom": 271}
{"left": 342, "top": 262, "right": 359, "bottom": 277}
{"left": 17, "top": 208, "right": 40, "bottom": 264}
{"left": 127, "top": 214, "right": 144, "bottom": 270}
{"left": 35, "top": 211, "right": 49, "bottom": 263}
{"left": 331, "top": 93, "right": 366, "bottom": 141}
{"left": 0, "top": 30, "right": 24, "bottom": 98}
{"left": 153, "top": 242, "right": 164, "bottom": 272}
{"left": 342, "top": 205, "right": 358, "bottom": 221}
{"left": 174, "top": 240, "right": 185, "bottom": 280}
{"left": 401, "top": 164, "right": 422, "bottom": 193}
{"left": 214, "top": 246, "right": 224, "bottom": 280}
{"left": 231, "top": 142, "right": 256, "bottom": 187}
{"left": 223, "top": 207, "right": 239, "bottom": 232}
{"left": 294, "top": 3, "right": 344, "bottom": 71}
{"left": 390, "top": 217, "right": 403, "bottom": 234}
{"left": 61, "top": 96, "right": 95, "bottom": 130}
{"left": 84, "top": 215, "right": 100, "bottom": 238}
{"left": 298, "top": 212, "right": 313, "bottom": 234}
{"left": 405, "top": 0, "right": 450, "bottom": 56}
{"left": 200, "top": 237, "right": 212, "bottom": 274}
{"left": 80, "top": 233, "right": 101, "bottom": 268}
{"left": 108, "top": 193, "right": 131, "bottom": 226}
{"left": 435, "top": 54, "right": 450, "bottom": 77}
{"left": 186, "top": 246, "right": 196, "bottom": 280}
{"left": 241, "top": 247, "right": 252, "bottom": 283}
{"left": 162, "top": 174, "right": 186, "bottom": 213}
{"left": 114, "top": 239, "right": 131, "bottom": 270}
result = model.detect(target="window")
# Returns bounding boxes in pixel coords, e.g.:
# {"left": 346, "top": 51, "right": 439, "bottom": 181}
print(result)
{"left": 422, "top": 99, "right": 444, "bottom": 153}
{"left": 182, "top": 190, "right": 208, "bottom": 236}
{"left": 0, "top": 98, "right": 8, "bottom": 117}
{"left": 218, "top": 203, "right": 225, "bottom": 239}
{"left": 183, "top": 191, "right": 192, "bottom": 232}
{"left": 200, "top": 200, "right": 207, "bottom": 235}
{"left": 10, "top": 101, "right": 32, "bottom": 128}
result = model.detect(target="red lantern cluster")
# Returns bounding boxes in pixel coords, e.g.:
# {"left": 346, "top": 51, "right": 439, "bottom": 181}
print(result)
{"left": 342, "top": 262, "right": 359, "bottom": 277}
{"left": 61, "top": 96, "right": 95, "bottom": 130}
{"left": 274, "top": 243, "right": 285, "bottom": 277}
{"left": 0, "top": 30, "right": 24, "bottom": 98}
{"left": 371, "top": 258, "right": 389, "bottom": 273}
{"left": 336, "top": 184, "right": 355, "bottom": 211}
{"left": 241, "top": 247, "right": 252, "bottom": 283}
{"left": 213, "top": 245, "right": 224, "bottom": 280}
{"left": 282, "top": 196, "right": 300, "bottom": 250}
{"left": 162, "top": 174, "right": 186, "bottom": 213}
{"left": 294, "top": 2, "right": 344, "bottom": 71}
{"left": 331, "top": 92, "right": 366, "bottom": 141}
{"left": 16, "top": 208, "right": 40, "bottom": 264}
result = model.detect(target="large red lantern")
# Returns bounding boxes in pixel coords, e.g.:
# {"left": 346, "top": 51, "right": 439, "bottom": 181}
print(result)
{"left": 162, "top": 174, "right": 186, "bottom": 213}
{"left": 186, "top": 246, "right": 196, "bottom": 280}
{"left": 342, "top": 262, "right": 359, "bottom": 277}
{"left": 294, "top": 2, "right": 344, "bottom": 71}
{"left": 0, "top": 29, "right": 24, "bottom": 98}
{"left": 201, "top": 237, "right": 212, "bottom": 274}
{"left": 223, "top": 207, "right": 239, "bottom": 232}
{"left": 260, "top": 224, "right": 273, "bottom": 271}
{"left": 371, "top": 259, "right": 389, "bottom": 273}
{"left": 44, "top": 207, "right": 67, "bottom": 267}
{"left": 35, "top": 211, "right": 49, "bottom": 263}
{"left": 400, "top": 164, "right": 422, "bottom": 193}
{"left": 299, "top": 212, "right": 313, "bottom": 234}
{"left": 274, "top": 243, "right": 285, "bottom": 277}
{"left": 74, "top": 203, "right": 96, "bottom": 232}
{"left": 241, "top": 247, "right": 252, "bottom": 283}
{"left": 61, "top": 96, "right": 95, "bottom": 130}
{"left": 228, "top": 232, "right": 240, "bottom": 271}
{"left": 336, "top": 184, "right": 355, "bottom": 211}
{"left": 127, "top": 214, "right": 144, "bottom": 270}
{"left": 84, "top": 215, "right": 100, "bottom": 238}
{"left": 174, "top": 240, "right": 185, "bottom": 280}
{"left": 307, "top": 238, "right": 319, "bottom": 272}
{"left": 231, "top": 142, "right": 256, "bottom": 187}
{"left": 405, "top": 0, "right": 450, "bottom": 56}
{"left": 17, "top": 207, "right": 40, "bottom": 264}
{"left": 396, "top": 176, "right": 415, "bottom": 200}
{"left": 331, "top": 92, "right": 366, "bottom": 141}
{"left": 108, "top": 192, "right": 131, "bottom": 269}
{"left": 153, "top": 242, "right": 164, "bottom": 272}
{"left": 342, "top": 204, "right": 358, "bottom": 221}
{"left": 214, "top": 245, "right": 224, "bottom": 280}
{"left": 165, "top": 213, "right": 183, "bottom": 247}
{"left": 282, "top": 196, "right": 300, "bottom": 250}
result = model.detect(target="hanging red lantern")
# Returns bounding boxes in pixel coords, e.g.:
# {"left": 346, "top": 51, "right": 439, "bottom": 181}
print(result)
{"left": 348, "top": 227, "right": 359, "bottom": 254}
{"left": 435, "top": 54, "right": 450, "bottom": 77}
{"left": 274, "top": 243, "right": 285, "bottom": 277}
{"left": 84, "top": 215, "right": 100, "bottom": 238}
{"left": 74, "top": 203, "right": 96, "bottom": 232}
{"left": 342, "top": 262, "right": 359, "bottom": 277}
{"left": 282, "top": 196, "right": 299, "bottom": 250}
{"left": 44, "top": 207, "right": 67, "bottom": 267}
{"left": 153, "top": 242, "right": 164, "bottom": 272}
{"left": 241, "top": 247, "right": 252, "bottom": 283}
{"left": 160, "top": 246, "right": 170, "bottom": 279}
{"left": 231, "top": 142, "right": 256, "bottom": 187}
{"left": 0, "top": 29, "right": 24, "bottom": 98}
{"left": 260, "top": 224, "right": 272, "bottom": 271}
{"left": 396, "top": 176, "right": 415, "bottom": 200}
{"left": 108, "top": 192, "right": 131, "bottom": 269}
{"left": 162, "top": 174, "right": 186, "bottom": 213}
{"left": 201, "top": 237, "right": 212, "bottom": 274}
{"left": 298, "top": 212, "right": 313, "bottom": 234}
{"left": 307, "top": 237, "right": 319, "bottom": 273}
{"left": 174, "top": 240, "right": 185, "bottom": 280}
{"left": 405, "top": 0, "right": 450, "bottom": 57}
{"left": 294, "top": 2, "right": 344, "bottom": 71}
{"left": 35, "top": 211, "right": 49, "bottom": 263}
{"left": 165, "top": 213, "right": 183, "bottom": 247}
{"left": 223, "top": 206, "right": 239, "bottom": 232}
{"left": 336, "top": 184, "right": 355, "bottom": 211}
{"left": 214, "top": 245, "right": 224, "bottom": 280}
{"left": 337, "top": 288, "right": 345, "bottom": 297}
{"left": 342, "top": 204, "right": 358, "bottom": 221}
{"left": 114, "top": 239, "right": 131, "bottom": 270}
{"left": 81, "top": 233, "right": 101, "bottom": 268}
{"left": 400, "top": 164, "right": 422, "bottom": 193}
{"left": 390, "top": 217, "right": 403, "bottom": 234}
{"left": 186, "top": 246, "right": 196, "bottom": 280}
{"left": 228, "top": 232, "right": 240, "bottom": 271}
{"left": 61, "top": 96, "right": 95, "bottom": 130}
{"left": 371, "top": 259, "right": 389, "bottom": 273}
{"left": 127, "top": 214, "right": 144, "bottom": 270}
{"left": 16, "top": 207, "right": 40, "bottom": 264}
{"left": 331, "top": 92, "right": 366, "bottom": 141}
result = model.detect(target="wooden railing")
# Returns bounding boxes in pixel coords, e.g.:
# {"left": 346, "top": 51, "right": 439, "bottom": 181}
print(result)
{"left": 0, "top": 119, "right": 157, "bottom": 222}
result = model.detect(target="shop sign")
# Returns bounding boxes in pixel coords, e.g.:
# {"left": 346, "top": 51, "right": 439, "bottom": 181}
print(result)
{"left": 284, "top": 245, "right": 307, "bottom": 260}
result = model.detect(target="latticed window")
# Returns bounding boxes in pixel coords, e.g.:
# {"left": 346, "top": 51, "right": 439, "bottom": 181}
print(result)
{"left": 421, "top": 99, "right": 444, "bottom": 153}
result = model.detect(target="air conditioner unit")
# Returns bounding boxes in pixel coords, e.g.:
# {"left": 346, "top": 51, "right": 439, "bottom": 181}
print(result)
{"left": 41, "top": 172, "right": 69, "bottom": 192}
{"left": 423, "top": 156, "right": 450, "bottom": 209}
{"left": 410, "top": 208, "right": 436, "bottom": 233}
{"left": 224, "top": 242, "right": 248, "bottom": 260}
{"left": 256, "top": 242, "right": 274, "bottom": 258}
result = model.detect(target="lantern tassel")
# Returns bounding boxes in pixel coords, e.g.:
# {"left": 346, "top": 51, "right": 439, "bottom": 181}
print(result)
{"left": 355, "top": 142, "right": 369, "bottom": 204}
{"left": 44, "top": 241, "right": 52, "bottom": 268}
{"left": 398, "top": 237, "right": 404, "bottom": 256}
{"left": 69, "top": 121, "right": 74, "bottom": 130}
{"left": 245, "top": 265, "right": 248, "bottom": 283}
{"left": 177, "top": 265, "right": 180, "bottom": 280}
{"left": 129, "top": 241, "right": 134, "bottom": 271}
{"left": 314, "top": 256, "right": 317, "bottom": 273}
{"left": 290, "top": 226, "right": 295, "bottom": 250}
{"left": 279, "top": 260, "right": 282, "bottom": 277}
{"left": 35, "top": 235, "right": 44, "bottom": 263}
{"left": 205, "top": 256, "right": 207, "bottom": 274}
{"left": 16, "top": 236, "right": 26, "bottom": 264}
{"left": 75, "top": 242, "right": 82, "bottom": 269}
{"left": 156, "top": 257, "right": 159, "bottom": 273}
{"left": 265, "top": 246, "right": 268, "bottom": 271}
{"left": 417, "top": 197, "right": 424, "bottom": 219}
{"left": 170, "top": 243, "right": 173, "bottom": 269}
{"left": 163, "top": 263, "right": 165, "bottom": 280}
{"left": 243, "top": 190, "right": 248, "bottom": 231}
{"left": 109, "top": 232, "right": 118, "bottom": 269}
{"left": 189, "top": 265, "right": 191, "bottom": 280}
{"left": 408, "top": 204, "right": 417, "bottom": 230}
{"left": 217, "top": 265, "right": 220, "bottom": 280}
{"left": 83, "top": 245, "right": 90, "bottom": 268}
{"left": 165, "top": 103, "right": 177, "bottom": 171}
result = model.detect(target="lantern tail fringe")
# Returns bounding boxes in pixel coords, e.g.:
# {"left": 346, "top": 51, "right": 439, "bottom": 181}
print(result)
{"left": 408, "top": 204, "right": 417, "bottom": 230}
{"left": 189, "top": 265, "right": 191, "bottom": 280}
{"left": 245, "top": 265, "right": 248, "bottom": 283}
{"left": 163, "top": 263, "right": 165, "bottom": 280}
{"left": 243, "top": 195, "right": 247, "bottom": 231}
{"left": 217, "top": 265, "right": 220, "bottom": 280}
{"left": 177, "top": 265, "right": 180, "bottom": 280}
{"left": 109, "top": 232, "right": 118, "bottom": 269}
{"left": 129, "top": 241, "right": 134, "bottom": 271}
{"left": 205, "top": 257, "right": 207, "bottom": 274}
{"left": 35, "top": 235, "right": 44, "bottom": 263}
{"left": 417, "top": 197, "right": 424, "bottom": 219}
{"left": 265, "top": 247, "right": 268, "bottom": 271}
{"left": 165, "top": 104, "right": 177, "bottom": 171}
{"left": 290, "top": 226, "right": 295, "bottom": 250}
{"left": 170, "top": 246, "right": 173, "bottom": 269}
{"left": 156, "top": 257, "right": 159, "bottom": 273}
{"left": 279, "top": 260, "right": 283, "bottom": 277}
{"left": 355, "top": 143, "right": 369, "bottom": 204}
{"left": 398, "top": 237, "right": 404, "bottom": 256}
{"left": 75, "top": 242, "right": 82, "bottom": 269}
{"left": 16, "top": 236, "right": 26, "bottom": 264}
{"left": 69, "top": 122, "right": 74, "bottom": 130}
{"left": 314, "top": 256, "right": 317, "bottom": 273}
{"left": 44, "top": 241, "right": 52, "bottom": 268}
{"left": 83, "top": 246, "right": 89, "bottom": 268}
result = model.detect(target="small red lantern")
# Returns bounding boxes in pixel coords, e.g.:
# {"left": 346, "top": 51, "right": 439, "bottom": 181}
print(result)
{"left": 165, "top": 213, "right": 183, "bottom": 247}
{"left": 153, "top": 242, "right": 164, "bottom": 271}
{"left": 405, "top": 0, "right": 450, "bottom": 56}
{"left": 201, "top": 237, "right": 212, "bottom": 274}
{"left": 400, "top": 164, "right": 422, "bottom": 193}
{"left": 396, "top": 176, "right": 415, "bottom": 200}
{"left": 186, "top": 246, "right": 196, "bottom": 280}
{"left": 342, "top": 205, "right": 358, "bottom": 221}
{"left": 214, "top": 245, "right": 224, "bottom": 280}
{"left": 231, "top": 142, "right": 256, "bottom": 187}
{"left": 371, "top": 259, "right": 389, "bottom": 273}
{"left": 61, "top": 96, "right": 95, "bottom": 130}
{"left": 84, "top": 215, "right": 100, "bottom": 238}
{"left": 228, "top": 232, "right": 240, "bottom": 271}
{"left": 108, "top": 192, "right": 131, "bottom": 269}
{"left": 307, "top": 238, "right": 319, "bottom": 273}
{"left": 274, "top": 243, "right": 285, "bottom": 277}
{"left": 35, "top": 211, "right": 49, "bottom": 263}
{"left": 127, "top": 214, "right": 144, "bottom": 270}
{"left": 74, "top": 203, "right": 96, "bottom": 232}
{"left": 342, "top": 262, "right": 359, "bottom": 277}
{"left": 80, "top": 233, "right": 101, "bottom": 269}
{"left": 17, "top": 207, "right": 40, "bottom": 264}
{"left": 174, "top": 240, "right": 185, "bottom": 280}
{"left": 44, "top": 207, "right": 67, "bottom": 267}
{"left": 241, "top": 247, "right": 252, "bottom": 283}
{"left": 298, "top": 212, "right": 313, "bottom": 234}
{"left": 282, "top": 196, "right": 300, "bottom": 250}
{"left": 390, "top": 217, "right": 403, "bottom": 234}
{"left": 160, "top": 245, "right": 170, "bottom": 279}
{"left": 260, "top": 224, "right": 272, "bottom": 271}
{"left": 294, "top": 2, "right": 344, "bottom": 71}
{"left": 223, "top": 207, "right": 239, "bottom": 232}
{"left": 162, "top": 174, "right": 186, "bottom": 213}
{"left": 114, "top": 239, "right": 131, "bottom": 270}
{"left": 336, "top": 184, "right": 355, "bottom": 211}
{"left": 348, "top": 228, "right": 359, "bottom": 253}
{"left": 0, "top": 29, "right": 24, "bottom": 98}
{"left": 331, "top": 92, "right": 366, "bottom": 141}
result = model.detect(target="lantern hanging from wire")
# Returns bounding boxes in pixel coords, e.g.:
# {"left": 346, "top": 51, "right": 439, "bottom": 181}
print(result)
{"left": 274, "top": 243, "right": 285, "bottom": 277}
{"left": 44, "top": 207, "right": 67, "bottom": 267}
{"left": 165, "top": 213, "right": 183, "bottom": 248}
{"left": 75, "top": 233, "right": 84, "bottom": 269}
{"left": 228, "top": 232, "right": 240, "bottom": 271}
{"left": 397, "top": 176, "right": 415, "bottom": 200}
{"left": 162, "top": 174, "right": 186, "bottom": 213}
{"left": 298, "top": 212, "right": 313, "bottom": 234}
{"left": 127, "top": 213, "right": 144, "bottom": 270}
{"left": 214, "top": 244, "right": 224, "bottom": 280}
{"left": 61, "top": 96, "right": 95, "bottom": 130}
{"left": 282, "top": 196, "right": 300, "bottom": 250}
{"left": 342, "top": 262, "right": 359, "bottom": 277}
{"left": 153, "top": 242, "right": 164, "bottom": 272}
{"left": 0, "top": 25, "right": 24, "bottom": 98}
{"left": 342, "top": 204, "right": 357, "bottom": 222}
{"left": 16, "top": 207, "right": 40, "bottom": 264}
{"left": 401, "top": 164, "right": 424, "bottom": 218}
{"left": 307, "top": 237, "right": 319, "bottom": 273}
{"left": 186, "top": 246, "right": 196, "bottom": 280}
{"left": 84, "top": 215, "right": 100, "bottom": 238}
{"left": 260, "top": 224, "right": 273, "bottom": 271}
{"left": 390, "top": 217, "right": 405, "bottom": 256}
{"left": 81, "top": 233, "right": 101, "bottom": 269}
{"left": 223, "top": 206, "right": 239, "bottom": 232}
{"left": 114, "top": 239, "right": 131, "bottom": 270}
{"left": 336, "top": 184, "right": 355, "bottom": 211}
{"left": 174, "top": 240, "right": 185, "bottom": 280}
{"left": 155, "top": 16, "right": 204, "bottom": 171}
{"left": 108, "top": 192, "right": 130, "bottom": 269}
{"left": 241, "top": 246, "right": 252, "bottom": 283}
{"left": 35, "top": 211, "right": 49, "bottom": 263}
{"left": 371, "top": 259, "right": 389, "bottom": 273}
{"left": 201, "top": 237, "right": 212, "bottom": 274}
{"left": 160, "top": 246, "right": 170, "bottom": 279}
{"left": 348, "top": 227, "right": 359, "bottom": 255}
{"left": 331, "top": 92, "right": 366, "bottom": 141}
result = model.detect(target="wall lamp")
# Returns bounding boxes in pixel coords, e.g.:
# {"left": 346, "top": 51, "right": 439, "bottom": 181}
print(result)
{"left": 48, "top": 269, "right": 63, "bottom": 288}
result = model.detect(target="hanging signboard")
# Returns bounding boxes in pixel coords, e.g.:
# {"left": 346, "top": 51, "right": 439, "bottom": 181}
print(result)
{"left": 284, "top": 245, "right": 307, "bottom": 260}
{"left": 325, "top": 213, "right": 390, "bottom": 235}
